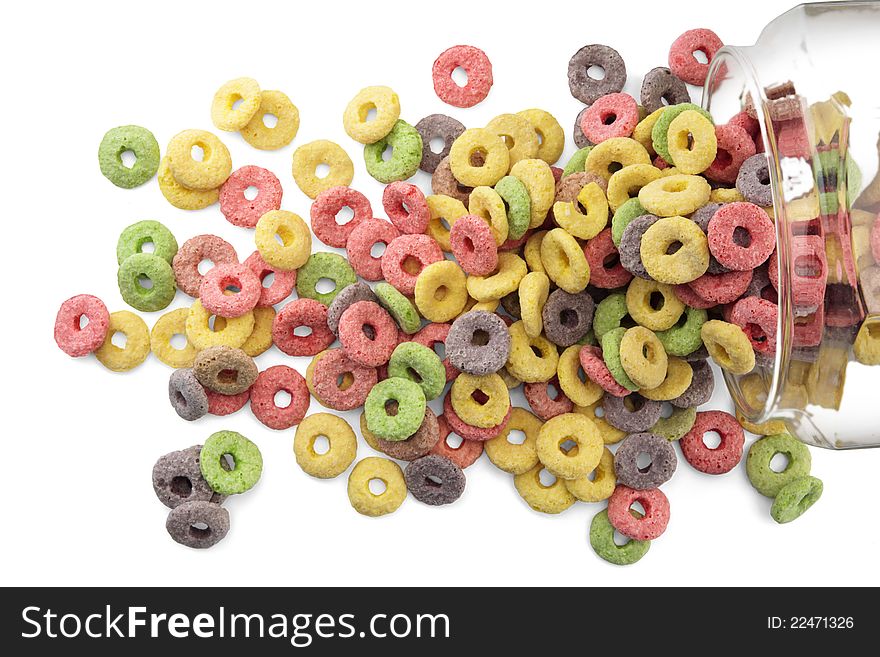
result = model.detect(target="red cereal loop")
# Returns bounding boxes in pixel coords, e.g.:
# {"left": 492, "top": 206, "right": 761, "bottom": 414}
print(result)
{"left": 607, "top": 485, "right": 670, "bottom": 540}
{"left": 776, "top": 120, "right": 812, "bottom": 159}
{"left": 579, "top": 93, "right": 639, "bottom": 143}
{"left": 272, "top": 298, "right": 335, "bottom": 356}
{"left": 793, "top": 306, "right": 824, "bottom": 348}
{"left": 380, "top": 233, "right": 444, "bottom": 295}
{"left": 583, "top": 228, "right": 633, "bottom": 289}
{"left": 673, "top": 282, "right": 717, "bottom": 310}
{"left": 551, "top": 166, "right": 564, "bottom": 184}
{"left": 654, "top": 155, "right": 671, "bottom": 169}
{"left": 432, "top": 45, "right": 493, "bottom": 108}
{"left": 249, "top": 365, "right": 310, "bottom": 430}
{"left": 730, "top": 296, "right": 778, "bottom": 355}
{"left": 708, "top": 202, "right": 775, "bottom": 271}
{"left": 219, "top": 165, "right": 283, "bottom": 228}
{"left": 579, "top": 345, "right": 631, "bottom": 397}
{"left": 243, "top": 250, "right": 297, "bottom": 307}
{"left": 338, "top": 301, "right": 399, "bottom": 367}
{"left": 449, "top": 214, "right": 499, "bottom": 276}
{"left": 382, "top": 181, "right": 431, "bottom": 234}
{"left": 312, "top": 349, "right": 378, "bottom": 411}
{"left": 523, "top": 377, "right": 573, "bottom": 420}
{"left": 346, "top": 218, "right": 401, "bottom": 281}
{"left": 668, "top": 28, "right": 724, "bottom": 86}
{"left": 430, "top": 414, "right": 484, "bottom": 468}
{"left": 443, "top": 392, "right": 511, "bottom": 441}
{"left": 499, "top": 230, "right": 532, "bottom": 252}
{"left": 728, "top": 111, "right": 761, "bottom": 148}
{"left": 790, "top": 235, "right": 828, "bottom": 311}
{"left": 412, "top": 322, "right": 459, "bottom": 382}
{"left": 206, "top": 388, "right": 250, "bottom": 416}
{"left": 309, "top": 186, "right": 372, "bottom": 248}
{"left": 767, "top": 250, "right": 779, "bottom": 291}
{"left": 687, "top": 269, "right": 753, "bottom": 304}
{"left": 198, "top": 262, "right": 262, "bottom": 318}
{"left": 54, "top": 294, "right": 110, "bottom": 357}
{"left": 704, "top": 124, "right": 756, "bottom": 184}
{"left": 172, "top": 235, "right": 238, "bottom": 298}
{"left": 679, "top": 410, "right": 744, "bottom": 475}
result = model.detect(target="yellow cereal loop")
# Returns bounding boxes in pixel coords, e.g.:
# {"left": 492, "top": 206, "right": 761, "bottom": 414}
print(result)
{"left": 574, "top": 402, "right": 625, "bottom": 444}
{"left": 564, "top": 447, "right": 616, "bottom": 502}
{"left": 95, "top": 311, "right": 150, "bottom": 372}
{"left": 241, "top": 90, "right": 300, "bottom": 151}
{"left": 519, "top": 271, "right": 550, "bottom": 338}
{"left": 514, "top": 464, "right": 576, "bottom": 514}
{"left": 466, "top": 252, "right": 527, "bottom": 301}
{"left": 540, "top": 228, "right": 590, "bottom": 293}
{"left": 342, "top": 85, "right": 400, "bottom": 144}
{"left": 736, "top": 409, "right": 787, "bottom": 436}
{"left": 585, "top": 137, "right": 651, "bottom": 181}
{"left": 606, "top": 164, "right": 663, "bottom": 212}
{"left": 254, "top": 210, "right": 312, "bottom": 271}
{"left": 294, "top": 413, "right": 357, "bottom": 479}
{"left": 466, "top": 186, "right": 509, "bottom": 245}
{"left": 451, "top": 373, "right": 510, "bottom": 428}
{"left": 347, "top": 457, "right": 407, "bottom": 517}
{"left": 701, "top": 320, "right": 755, "bottom": 375}
{"left": 237, "top": 306, "right": 275, "bottom": 357}
{"left": 552, "top": 182, "right": 609, "bottom": 240}
{"left": 470, "top": 299, "right": 500, "bottom": 314}
{"left": 523, "top": 230, "right": 548, "bottom": 273}
{"left": 485, "top": 407, "right": 543, "bottom": 474}
{"left": 640, "top": 216, "right": 709, "bottom": 284}
{"left": 426, "top": 194, "right": 467, "bottom": 251}
{"left": 619, "top": 326, "right": 668, "bottom": 390}
{"left": 510, "top": 159, "right": 555, "bottom": 228}
{"left": 506, "top": 320, "right": 559, "bottom": 383}
{"left": 485, "top": 113, "right": 540, "bottom": 166}
{"left": 632, "top": 107, "right": 664, "bottom": 156}
{"left": 414, "top": 260, "right": 468, "bottom": 322}
{"left": 448, "top": 128, "right": 510, "bottom": 187}
{"left": 166, "top": 129, "right": 232, "bottom": 191}
{"left": 157, "top": 157, "right": 219, "bottom": 210}
{"left": 709, "top": 187, "right": 744, "bottom": 204}
{"left": 557, "top": 345, "right": 603, "bottom": 407}
{"left": 854, "top": 317, "right": 880, "bottom": 365}
{"left": 536, "top": 412, "right": 603, "bottom": 480}
{"left": 516, "top": 109, "right": 564, "bottom": 165}
{"left": 625, "top": 277, "right": 685, "bottom": 331}
{"left": 211, "top": 77, "right": 262, "bottom": 131}
{"left": 497, "top": 366, "right": 521, "bottom": 389}
{"left": 291, "top": 140, "right": 354, "bottom": 199}
{"left": 640, "top": 357, "right": 693, "bottom": 401}
{"left": 638, "top": 174, "right": 711, "bottom": 216}
{"left": 666, "top": 110, "right": 718, "bottom": 174}
{"left": 150, "top": 307, "right": 197, "bottom": 368}
{"left": 185, "top": 300, "right": 254, "bottom": 351}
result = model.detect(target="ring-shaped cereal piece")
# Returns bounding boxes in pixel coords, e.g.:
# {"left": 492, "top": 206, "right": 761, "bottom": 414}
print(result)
{"left": 540, "top": 228, "right": 590, "bottom": 293}
{"left": 347, "top": 457, "right": 408, "bottom": 516}
{"left": 313, "top": 349, "right": 378, "bottom": 411}
{"left": 640, "top": 68, "right": 690, "bottom": 115}
{"left": 412, "top": 323, "right": 458, "bottom": 382}
{"left": 193, "top": 345, "right": 258, "bottom": 395}
{"left": 607, "top": 485, "right": 670, "bottom": 540}
{"left": 656, "top": 306, "right": 707, "bottom": 357}
{"left": 535, "top": 412, "right": 603, "bottom": 480}
{"left": 404, "top": 454, "right": 466, "bottom": 506}
{"left": 614, "top": 432, "right": 677, "bottom": 489}
{"left": 679, "top": 410, "right": 745, "bottom": 475}
{"left": 640, "top": 357, "right": 693, "bottom": 401}
{"left": 338, "top": 300, "right": 399, "bottom": 367}
{"left": 240, "top": 90, "right": 299, "bottom": 150}
{"left": 382, "top": 181, "right": 430, "bottom": 235}
{"left": 450, "top": 215, "right": 499, "bottom": 277}
{"left": 567, "top": 44, "right": 627, "bottom": 105}
{"left": 651, "top": 405, "right": 697, "bottom": 441}
{"left": 445, "top": 310, "right": 510, "bottom": 376}
{"left": 200, "top": 430, "right": 262, "bottom": 495}
{"left": 442, "top": 392, "right": 512, "bottom": 441}
{"left": 625, "top": 278, "right": 685, "bottom": 331}
{"left": 542, "top": 289, "right": 595, "bottom": 347}
{"left": 381, "top": 234, "right": 444, "bottom": 296}
{"left": 590, "top": 509, "right": 650, "bottom": 565}
{"left": 94, "top": 311, "right": 150, "bottom": 371}
{"left": 388, "top": 342, "right": 446, "bottom": 401}
{"left": 494, "top": 175, "right": 531, "bottom": 240}
{"left": 451, "top": 373, "right": 510, "bottom": 428}
{"left": 516, "top": 109, "right": 565, "bottom": 165}
{"left": 415, "top": 114, "right": 466, "bottom": 174}
{"left": 375, "top": 282, "right": 421, "bottom": 334}
{"left": 593, "top": 292, "right": 636, "bottom": 340}
{"left": 157, "top": 157, "right": 219, "bottom": 210}
{"left": 310, "top": 186, "right": 371, "bottom": 248}
{"left": 579, "top": 93, "right": 639, "bottom": 143}
{"left": 296, "top": 253, "right": 357, "bottom": 306}
{"left": 425, "top": 194, "right": 467, "bottom": 252}
{"left": 466, "top": 252, "right": 527, "bottom": 302}
{"left": 584, "top": 228, "right": 632, "bottom": 289}
{"left": 771, "top": 476, "right": 823, "bottom": 524}
{"left": 363, "top": 119, "right": 423, "bottom": 184}
{"left": 173, "top": 236, "right": 239, "bottom": 299}
{"left": 346, "top": 219, "right": 401, "bottom": 281}
{"left": 585, "top": 137, "right": 651, "bottom": 181}
{"left": 523, "top": 230, "right": 547, "bottom": 273}
{"left": 619, "top": 326, "right": 668, "bottom": 390}
{"left": 666, "top": 110, "right": 718, "bottom": 174}
{"left": 432, "top": 156, "right": 474, "bottom": 205}
{"left": 432, "top": 45, "right": 493, "bottom": 108}
{"left": 242, "top": 251, "right": 296, "bottom": 307}
{"left": 211, "top": 77, "right": 261, "bottom": 131}
{"left": 553, "top": 182, "right": 609, "bottom": 240}
{"left": 563, "top": 146, "right": 592, "bottom": 177}
{"left": 707, "top": 202, "right": 775, "bottom": 271}
{"left": 98, "top": 125, "right": 161, "bottom": 189}
{"left": 557, "top": 345, "right": 603, "bottom": 407}
{"left": 430, "top": 415, "right": 483, "bottom": 468}
{"left": 484, "top": 407, "right": 542, "bottom": 474}
{"left": 704, "top": 123, "right": 756, "bottom": 184}
{"left": 687, "top": 269, "right": 753, "bottom": 305}
{"left": 510, "top": 159, "right": 555, "bottom": 229}
{"left": 565, "top": 447, "right": 616, "bottom": 502}
{"left": 506, "top": 320, "right": 559, "bottom": 383}
{"left": 343, "top": 85, "right": 400, "bottom": 144}
{"left": 291, "top": 140, "right": 354, "bottom": 199}
{"left": 166, "top": 129, "right": 232, "bottom": 191}
{"left": 254, "top": 210, "right": 311, "bottom": 272}
{"left": 219, "top": 166, "right": 283, "bottom": 228}
{"left": 198, "top": 263, "right": 261, "bottom": 318}
{"left": 467, "top": 186, "right": 510, "bottom": 245}
{"left": 638, "top": 174, "right": 711, "bottom": 217}
{"left": 116, "top": 220, "right": 178, "bottom": 266}
{"left": 150, "top": 308, "right": 197, "bottom": 368}
{"left": 414, "top": 260, "right": 468, "bottom": 323}
{"left": 700, "top": 319, "right": 755, "bottom": 374}
{"left": 729, "top": 296, "right": 778, "bottom": 355}
{"left": 651, "top": 104, "right": 713, "bottom": 163}
{"left": 640, "top": 216, "right": 710, "bottom": 284}
{"left": 485, "top": 113, "right": 539, "bottom": 165}
{"left": 600, "top": 328, "right": 640, "bottom": 392}
{"left": 746, "top": 433, "right": 812, "bottom": 498}
{"left": 233, "top": 305, "right": 274, "bottom": 357}
{"left": 272, "top": 298, "right": 334, "bottom": 356}
{"left": 611, "top": 197, "right": 648, "bottom": 247}
{"left": 514, "top": 464, "right": 576, "bottom": 514}
{"left": 579, "top": 345, "right": 631, "bottom": 398}
{"left": 606, "top": 164, "right": 662, "bottom": 212}
{"left": 668, "top": 29, "right": 724, "bottom": 86}
{"left": 54, "top": 294, "right": 110, "bottom": 357}
{"left": 117, "top": 253, "right": 176, "bottom": 313}
{"left": 519, "top": 271, "right": 550, "bottom": 338}
{"left": 524, "top": 377, "right": 573, "bottom": 420}
{"left": 294, "top": 413, "right": 357, "bottom": 479}
{"left": 365, "top": 377, "right": 427, "bottom": 441}
{"left": 449, "top": 128, "right": 509, "bottom": 187}
{"left": 185, "top": 300, "right": 254, "bottom": 351}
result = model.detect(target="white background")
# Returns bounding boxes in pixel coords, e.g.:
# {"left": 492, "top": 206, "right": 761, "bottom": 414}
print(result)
{"left": 2, "top": 0, "right": 876, "bottom": 587}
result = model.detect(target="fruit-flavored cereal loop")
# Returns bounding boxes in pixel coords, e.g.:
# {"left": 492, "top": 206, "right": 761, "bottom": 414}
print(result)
{"left": 707, "top": 202, "right": 775, "bottom": 271}
{"left": 415, "top": 114, "right": 466, "bottom": 174}
{"left": 375, "top": 282, "right": 422, "bottom": 334}
{"left": 432, "top": 45, "right": 493, "bottom": 108}
{"left": 54, "top": 294, "right": 110, "bottom": 357}
{"left": 309, "top": 186, "right": 371, "bottom": 249}
{"left": 614, "top": 432, "right": 678, "bottom": 489}
{"left": 580, "top": 345, "right": 632, "bottom": 398}
{"left": 639, "top": 174, "right": 711, "bottom": 217}
{"left": 506, "top": 321, "right": 559, "bottom": 383}
{"left": 607, "top": 485, "right": 670, "bottom": 541}
{"left": 240, "top": 90, "right": 300, "bottom": 151}
{"left": 446, "top": 311, "right": 511, "bottom": 376}
{"left": 666, "top": 110, "right": 718, "bottom": 174}
{"left": 168, "top": 368, "right": 209, "bottom": 421}
{"left": 381, "top": 233, "right": 444, "bottom": 296}
{"left": 172, "top": 235, "right": 238, "bottom": 298}
{"left": 449, "top": 128, "right": 509, "bottom": 187}
{"left": 363, "top": 119, "right": 423, "bottom": 184}
{"left": 193, "top": 345, "right": 258, "bottom": 395}
{"left": 567, "top": 44, "right": 627, "bottom": 105}
{"left": 254, "top": 209, "right": 311, "bottom": 272}
{"left": 619, "top": 326, "right": 669, "bottom": 390}
{"left": 700, "top": 320, "right": 755, "bottom": 374}
{"left": 198, "top": 263, "right": 261, "bottom": 318}
{"left": 387, "top": 342, "right": 446, "bottom": 401}
{"left": 312, "top": 349, "right": 378, "bottom": 412}
{"left": 116, "top": 220, "right": 178, "bottom": 266}
{"left": 565, "top": 447, "right": 616, "bottom": 502}
{"left": 185, "top": 300, "right": 254, "bottom": 351}
{"left": 640, "top": 357, "right": 693, "bottom": 401}
{"left": 449, "top": 215, "right": 499, "bottom": 277}
{"left": 585, "top": 137, "right": 651, "bottom": 181}
{"left": 296, "top": 253, "right": 357, "bottom": 306}
{"left": 365, "top": 377, "right": 427, "bottom": 441}
{"left": 746, "top": 433, "right": 812, "bottom": 498}
{"left": 250, "top": 365, "right": 309, "bottom": 430}
{"left": 430, "top": 415, "right": 483, "bottom": 469}
{"left": 338, "top": 301, "right": 399, "bottom": 367}
{"left": 218, "top": 166, "right": 284, "bottom": 229}
{"left": 668, "top": 29, "right": 724, "bottom": 86}
{"left": 535, "top": 412, "right": 603, "bottom": 481}
{"left": 524, "top": 378, "right": 573, "bottom": 420}
{"left": 466, "top": 252, "right": 527, "bottom": 302}
{"left": 579, "top": 93, "right": 640, "bottom": 143}
{"left": 640, "top": 68, "right": 690, "bottom": 114}
{"left": 590, "top": 509, "right": 650, "bottom": 566}
{"left": 553, "top": 182, "right": 608, "bottom": 240}
{"left": 514, "top": 465, "right": 576, "bottom": 514}
{"left": 382, "top": 181, "right": 430, "bottom": 235}
{"left": 771, "top": 476, "right": 823, "bottom": 524}
{"left": 95, "top": 311, "right": 150, "bottom": 372}
{"left": 640, "top": 215, "right": 710, "bottom": 284}
{"left": 540, "top": 228, "right": 590, "bottom": 294}
{"left": 347, "top": 457, "right": 408, "bottom": 517}
{"left": 98, "top": 125, "right": 160, "bottom": 189}
{"left": 200, "top": 430, "right": 263, "bottom": 496}
{"left": 467, "top": 186, "right": 510, "bottom": 246}
{"left": 542, "top": 290, "right": 595, "bottom": 348}
{"left": 515, "top": 110, "right": 565, "bottom": 165}
{"left": 679, "top": 410, "right": 745, "bottom": 475}
{"left": 342, "top": 85, "right": 400, "bottom": 144}
{"left": 241, "top": 251, "right": 295, "bottom": 307}
{"left": 485, "top": 113, "right": 539, "bottom": 165}
{"left": 165, "top": 501, "right": 229, "bottom": 549}
{"left": 346, "top": 218, "right": 401, "bottom": 281}
{"left": 291, "top": 140, "right": 354, "bottom": 199}
{"left": 117, "top": 253, "right": 176, "bottom": 313}
{"left": 405, "top": 455, "right": 466, "bottom": 506}
{"left": 166, "top": 129, "right": 232, "bottom": 191}
{"left": 272, "top": 298, "right": 335, "bottom": 356}
{"left": 150, "top": 308, "right": 197, "bottom": 368}
{"left": 414, "top": 260, "right": 468, "bottom": 323}
{"left": 484, "top": 407, "right": 541, "bottom": 474}
{"left": 210, "top": 77, "right": 262, "bottom": 131}
{"left": 294, "top": 413, "right": 358, "bottom": 479}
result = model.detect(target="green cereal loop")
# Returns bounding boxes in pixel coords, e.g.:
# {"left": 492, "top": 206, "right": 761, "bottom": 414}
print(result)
{"left": 375, "top": 282, "right": 421, "bottom": 334}
{"left": 363, "top": 119, "right": 423, "bottom": 184}
{"left": 98, "top": 125, "right": 161, "bottom": 189}
{"left": 200, "top": 430, "right": 263, "bottom": 495}
{"left": 746, "top": 433, "right": 812, "bottom": 498}
{"left": 365, "top": 377, "right": 427, "bottom": 441}
{"left": 611, "top": 198, "right": 647, "bottom": 246}
{"left": 652, "top": 406, "right": 697, "bottom": 441}
{"left": 819, "top": 192, "right": 838, "bottom": 215}
{"left": 593, "top": 293, "right": 630, "bottom": 340}
{"left": 116, "top": 220, "right": 178, "bottom": 265}
{"left": 562, "top": 147, "right": 592, "bottom": 178}
{"left": 771, "top": 476, "right": 823, "bottom": 524}
{"left": 295, "top": 253, "right": 357, "bottom": 306}
{"left": 656, "top": 306, "right": 707, "bottom": 356}
{"left": 589, "top": 509, "right": 650, "bottom": 566}
{"left": 601, "top": 327, "right": 639, "bottom": 391}
{"left": 117, "top": 252, "right": 177, "bottom": 312}
{"left": 494, "top": 175, "right": 531, "bottom": 240}
{"left": 816, "top": 149, "right": 838, "bottom": 174}
{"left": 387, "top": 342, "right": 446, "bottom": 401}
{"left": 651, "top": 104, "right": 713, "bottom": 162}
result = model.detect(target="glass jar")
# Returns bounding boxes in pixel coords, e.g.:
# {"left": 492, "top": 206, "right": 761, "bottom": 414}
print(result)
{"left": 703, "top": 1, "right": 880, "bottom": 448}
